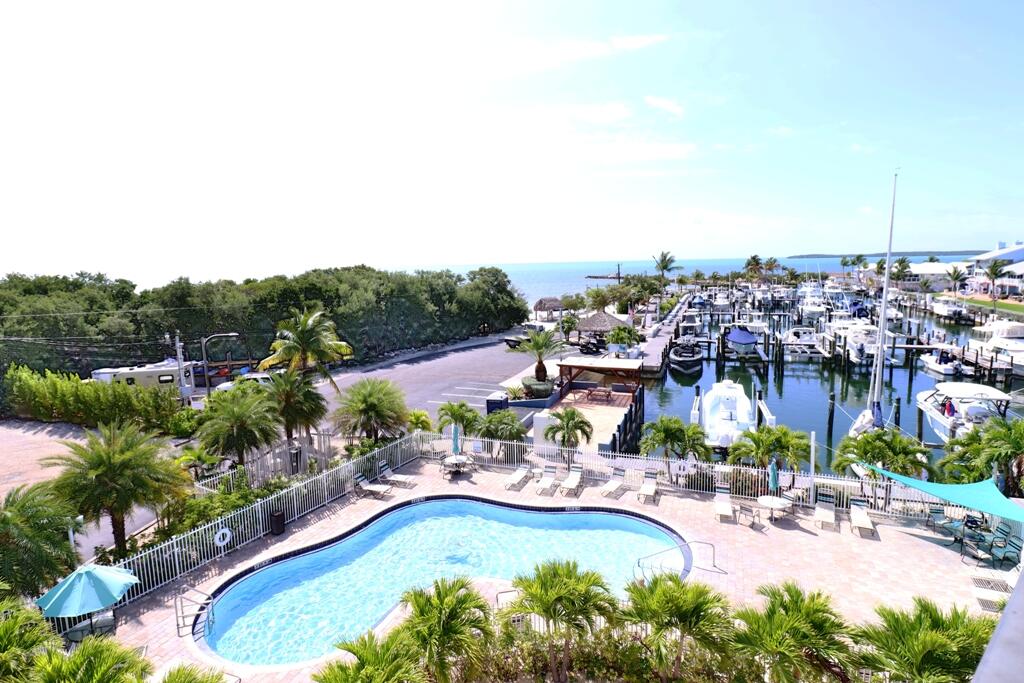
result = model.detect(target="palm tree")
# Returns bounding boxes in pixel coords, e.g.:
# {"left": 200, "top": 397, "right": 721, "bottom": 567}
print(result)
{"left": 925, "top": 255, "right": 941, "bottom": 263}
{"left": 733, "top": 582, "right": 853, "bottom": 683}
{"left": 406, "top": 409, "right": 433, "bottom": 432}
{"left": 832, "top": 429, "right": 935, "bottom": 479}
{"left": 45, "top": 422, "right": 190, "bottom": 556}
{"left": 31, "top": 635, "right": 153, "bottom": 682}
{"left": 198, "top": 389, "right": 281, "bottom": 467}
{"left": 783, "top": 266, "right": 800, "bottom": 284}
{"left": 332, "top": 378, "right": 409, "bottom": 442}
{"left": 976, "top": 416, "right": 1024, "bottom": 496}
{"left": 586, "top": 287, "right": 613, "bottom": 313}
{"left": 641, "top": 417, "right": 711, "bottom": 478}
{"left": 938, "top": 427, "right": 986, "bottom": 484}
{"left": 543, "top": 408, "right": 593, "bottom": 464}
{"left": 174, "top": 444, "right": 223, "bottom": 481}
{"left": 855, "top": 597, "right": 995, "bottom": 682}
{"left": 401, "top": 577, "right": 493, "bottom": 683}
{"left": 478, "top": 409, "right": 527, "bottom": 442}
{"left": 508, "top": 329, "right": 566, "bottom": 382}
{"left": 652, "top": 251, "right": 678, "bottom": 288}
{"left": 162, "top": 665, "right": 230, "bottom": 683}
{"left": 919, "top": 277, "right": 934, "bottom": 293}
{"left": 622, "top": 576, "right": 732, "bottom": 681}
{"left": 853, "top": 254, "right": 868, "bottom": 281}
{"left": 258, "top": 308, "right": 354, "bottom": 391}
{"left": 839, "top": 256, "right": 851, "bottom": 279}
{"left": 744, "top": 255, "right": 763, "bottom": 281}
{"left": 692, "top": 269, "right": 706, "bottom": 283}
{"left": 891, "top": 257, "right": 912, "bottom": 287}
{"left": 502, "top": 560, "right": 618, "bottom": 683}
{"left": 984, "top": 259, "right": 1010, "bottom": 311}
{"left": 0, "top": 485, "right": 80, "bottom": 596}
{"left": 435, "top": 401, "right": 482, "bottom": 439}
{"left": 265, "top": 370, "right": 327, "bottom": 443}
{"left": 606, "top": 325, "right": 641, "bottom": 347}
{"left": 874, "top": 258, "right": 886, "bottom": 279}
{"left": 947, "top": 265, "right": 967, "bottom": 298}
{"left": 0, "top": 597, "right": 62, "bottom": 679}
{"left": 763, "top": 257, "right": 780, "bottom": 280}
{"left": 728, "top": 425, "right": 810, "bottom": 470}
{"left": 710, "top": 271, "right": 722, "bottom": 285}
{"left": 314, "top": 630, "right": 426, "bottom": 683}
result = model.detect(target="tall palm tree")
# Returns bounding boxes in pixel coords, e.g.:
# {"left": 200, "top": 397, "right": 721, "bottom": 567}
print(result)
{"left": 0, "top": 597, "right": 62, "bottom": 679}
{"left": 853, "top": 254, "right": 868, "bottom": 281}
{"left": 891, "top": 257, "right": 912, "bottom": 287}
{"left": 745, "top": 255, "right": 763, "bottom": 281}
{"left": 733, "top": 582, "right": 853, "bottom": 683}
{"left": 832, "top": 429, "right": 935, "bottom": 479}
{"left": 406, "top": 409, "right": 433, "bottom": 432}
{"left": 622, "top": 576, "right": 732, "bottom": 681}
{"left": 198, "top": 389, "right": 281, "bottom": 467}
{"left": 478, "top": 409, "right": 527, "bottom": 442}
{"left": 925, "top": 255, "right": 941, "bottom": 263}
{"left": 162, "top": 665, "right": 230, "bottom": 683}
{"left": 763, "top": 257, "right": 780, "bottom": 280}
{"left": 258, "top": 308, "right": 354, "bottom": 391}
{"left": 401, "top": 577, "right": 493, "bottom": 683}
{"left": 874, "top": 258, "right": 886, "bottom": 279}
{"left": 502, "top": 560, "right": 618, "bottom": 683}
{"left": 652, "top": 251, "right": 678, "bottom": 288}
{"left": 586, "top": 287, "right": 612, "bottom": 313}
{"left": 45, "top": 422, "right": 190, "bottom": 555}
{"left": 31, "top": 635, "right": 153, "bottom": 682}
{"left": 0, "top": 484, "right": 80, "bottom": 596}
{"left": 543, "top": 408, "right": 593, "bottom": 464}
{"left": 435, "top": 401, "right": 482, "bottom": 438}
{"left": 692, "top": 268, "right": 706, "bottom": 283}
{"left": 728, "top": 425, "right": 810, "bottom": 470}
{"left": 919, "top": 277, "right": 934, "bottom": 293}
{"left": 976, "top": 416, "right": 1024, "bottom": 496}
{"left": 947, "top": 265, "right": 967, "bottom": 298}
{"left": 783, "top": 266, "right": 800, "bottom": 284}
{"left": 508, "top": 329, "right": 566, "bottom": 382}
{"left": 332, "top": 378, "right": 409, "bottom": 442}
{"left": 265, "top": 370, "right": 327, "bottom": 443}
{"left": 640, "top": 417, "right": 711, "bottom": 477}
{"left": 314, "top": 630, "right": 426, "bottom": 683}
{"left": 938, "top": 427, "right": 986, "bottom": 484}
{"left": 839, "top": 256, "right": 851, "bottom": 279}
{"left": 984, "top": 259, "right": 1010, "bottom": 311}
{"left": 855, "top": 597, "right": 995, "bottom": 682}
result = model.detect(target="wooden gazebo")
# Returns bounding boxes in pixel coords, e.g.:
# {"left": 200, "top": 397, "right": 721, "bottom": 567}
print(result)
{"left": 556, "top": 356, "right": 643, "bottom": 398}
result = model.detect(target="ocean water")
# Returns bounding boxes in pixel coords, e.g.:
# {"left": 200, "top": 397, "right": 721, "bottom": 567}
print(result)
{"left": 454, "top": 256, "right": 979, "bottom": 304}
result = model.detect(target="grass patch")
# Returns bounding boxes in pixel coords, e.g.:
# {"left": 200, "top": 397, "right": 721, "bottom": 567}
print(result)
{"left": 964, "top": 298, "right": 1024, "bottom": 315}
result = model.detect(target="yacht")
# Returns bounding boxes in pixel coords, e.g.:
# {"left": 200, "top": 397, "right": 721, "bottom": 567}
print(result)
{"left": 723, "top": 324, "right": 760, "bottom": 356}
{"left": 712, "top": 290, "right": 732, "bottom": 312}
{"left": 967, "top": 319, "right": 1024, "bottom": 365}
{"left": 679, "top": 310, "right": 702, "bottom": 336}
{"left": 737, "top": 309, "right": 770, "bottom": 336}
{"left": 798, "top": 295, "right": 827, "bottom": 321}
{"left": 916, "top": 382, "right": 1011, "bottom": 443}
{"left": 699, "top": 379, "right": 754, "bottom": 448}
{"left": 779, "top": 326, "right": 819, "bottom": 355}
{"left": 931, "top": 296, "right": 967, "bottom": 319}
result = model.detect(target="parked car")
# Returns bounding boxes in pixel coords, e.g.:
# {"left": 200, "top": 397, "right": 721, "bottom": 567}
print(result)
{"left": 215, "top": 371, "right": 275, "bottom": 392}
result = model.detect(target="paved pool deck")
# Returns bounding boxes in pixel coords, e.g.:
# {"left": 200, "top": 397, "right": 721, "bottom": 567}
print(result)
{"left": 115, "top": 459, "right": 1015, "bottom": 682}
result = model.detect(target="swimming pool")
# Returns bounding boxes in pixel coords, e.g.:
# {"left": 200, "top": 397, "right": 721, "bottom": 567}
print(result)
{"left": 202, "top": 496, "right": 687, "bottom": 666}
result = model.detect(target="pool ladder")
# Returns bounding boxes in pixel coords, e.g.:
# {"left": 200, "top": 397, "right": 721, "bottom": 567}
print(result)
{"left": 174, "top": 585, "right": 214, "bottom": 639}
{"left": 634, "top": 540, "right": 725, "bottom": 582}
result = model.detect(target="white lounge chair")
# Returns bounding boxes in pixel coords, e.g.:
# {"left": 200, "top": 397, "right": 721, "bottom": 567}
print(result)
{"left": 353, "top": 473, "right": 392, "bottom": 498}
{"left": 378, "top": 462, "right": 415, "bottom": 487}
{"left": 600, "top": 468, "right": 625, "bottom": 497}
{"left": 535, "top": 465, "right": 559, "bottom": 495}
{"left": 813, "top": 491, "right": 837, "bottom": 530}
{"left": 849, "top": 497, "right": 875, "bottom": 537}
{"left": 558, "top": 464, "right": 583, "bottom": 496}
{"left": 638, "top": 470, "right": 659, "bottom": 503}
{"left": 714, "top": 485, "right": 735, "bottom": 522}
{"left": 504, "top": 465, "right": 531, "bottom": 490}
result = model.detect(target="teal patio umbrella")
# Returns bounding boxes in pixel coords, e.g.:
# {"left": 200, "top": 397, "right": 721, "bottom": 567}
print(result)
{"left": 768, "top": 459, "right": 779, "bottom": 492}
{"left": 451, "top": 424, "right": 461, "bottom": 455}
{"left": 36, "top": 564, "right": 138, "bottom": 623}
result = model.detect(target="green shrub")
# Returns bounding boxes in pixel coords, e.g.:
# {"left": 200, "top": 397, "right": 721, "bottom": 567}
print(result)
{"left": 2, "top": 363, "right": 183, "bottom": 432}
{"left": 150, "top": 475, "right": 291, "bottom": 543}
{"left": 167, "top": 408, "right": 201, "bottom": 438}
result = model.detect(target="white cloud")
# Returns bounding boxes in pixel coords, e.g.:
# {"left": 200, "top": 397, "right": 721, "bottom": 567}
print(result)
{"left": 610, "top": 35, "right": 669, "bottom": 51}
{"left": 849, "top": 143, "right": 875, "bottom": 154}
{"left": 643, "top": 96, "right": 685, "bottom": 118}
{"left": 768, "top": 126, "right": 794, "bottom": 138}
{"left": 858, "top": 206, "right": 874, "bottom": 215}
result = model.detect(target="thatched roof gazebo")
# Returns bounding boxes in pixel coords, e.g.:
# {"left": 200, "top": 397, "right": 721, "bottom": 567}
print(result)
{"left": 577, "top": 310, "right": 629, "bottom": 334}
{"left": 533, "top": 297, "right": 563, "bottom": 321}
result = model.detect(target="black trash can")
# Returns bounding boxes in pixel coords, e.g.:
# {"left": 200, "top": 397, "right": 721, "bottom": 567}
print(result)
{"left": 289, "top": 446, "right": 301, "bottom": 475}
{"left": 270, "top": 510, "right": 286, "bottom": 536}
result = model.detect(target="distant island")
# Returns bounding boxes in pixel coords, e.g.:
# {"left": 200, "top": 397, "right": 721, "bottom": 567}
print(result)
{"left": 788, "top": 250, "right": 984, "bottom": 259}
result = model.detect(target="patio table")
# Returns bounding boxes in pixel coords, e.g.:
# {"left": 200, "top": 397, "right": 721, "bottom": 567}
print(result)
{"left": 757, "top": 495, "right": 792, "bottom": 522}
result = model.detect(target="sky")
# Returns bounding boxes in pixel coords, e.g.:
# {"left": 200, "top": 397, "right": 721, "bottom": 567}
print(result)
{"left": 1, "top": 1, "right": 1022, "bottom": 288}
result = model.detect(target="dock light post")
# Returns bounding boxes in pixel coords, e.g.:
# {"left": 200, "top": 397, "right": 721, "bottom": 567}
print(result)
{"left": 201, "top": 333, "right": 240, "bottom": 394}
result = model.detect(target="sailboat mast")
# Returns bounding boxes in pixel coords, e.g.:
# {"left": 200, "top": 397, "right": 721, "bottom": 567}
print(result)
{"left": 871, "top": 172, "right": 899, "bottom": 410}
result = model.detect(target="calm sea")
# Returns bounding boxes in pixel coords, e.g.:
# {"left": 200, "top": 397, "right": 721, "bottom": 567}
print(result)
{"left": 453, "top": 256, "right": 978, "bottom": 304}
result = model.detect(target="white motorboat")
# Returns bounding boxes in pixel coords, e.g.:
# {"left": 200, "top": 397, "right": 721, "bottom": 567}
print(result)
{"left": 920, "top": 344, "right": 972, "bottom": 377}
{"left": 931, "top": 296, "right": 967, "bottom": 319}
{"left": 712, "top": 290, "right": 732, "bottom": 312}
{"left": 668, "top": 338, "right": 703, "bottom": 374}
{"left": 779, "top": 326, "right": 819, "bottom": 354}
{"left": 679, "top": 311, "right": 702, "bottom": 336}
{"left": 844, "top": 323, "right": 882, "bottom": 364}
{"left": 699, "top": 379, "right": 754, "bottom": 448}
{"left": 723, "top": 325, "right": 760, "bottom": 356}
{"left": 737, "top": 309, "right": 769, "bottom": 336}
{"left": 916, "top": 382, "right": 1011, "bottom": 443}
{"left": 967, "top": 319, "right": 1024, "bottom": 365}
{"left": 798, "top": 296, "right": 827, "bottom": 320}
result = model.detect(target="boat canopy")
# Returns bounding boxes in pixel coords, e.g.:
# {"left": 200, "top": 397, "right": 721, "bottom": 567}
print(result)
{"left": 932, "top": 382, "right": 1011, "bottom": 401}
{"left": 865, "top": 465, "right": 1024, "bottom": 524}
{"left": 726, "top": 327, "right": 758, "bottom": 345}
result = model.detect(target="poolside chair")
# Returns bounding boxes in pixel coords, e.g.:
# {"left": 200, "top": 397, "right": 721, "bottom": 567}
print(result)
{"left": 378, "top": 462, "right": 415, "bottom": 487}
{"left": 504, "top": 465, "right": 531, "bottom": 490}
{"left": 991, "top": 534, "right": 1023, "bottom": 569}
{"left": 714, "top": 485, "right": 736, "bottom": 522}
{"left": 813, "top": 491, "right": 837, "bottom": 531}
{"left": 535, "top": 465, "right": 559, "bottom": 495}
{"left": 736, "top": 502, "right": 761, "bottom": 527}
{"left": 353, "top": 473, "right": 392, "bottom": 498}
{"left": 559, "top": 464, "right": 584, "bottom": 497}
{"left": 849, "top": 497, "right": 875, "bottom": 537}
{"left": 927, "top": 505, "right": 955, "bottom": 531}
{"left": 600, "top": 468, "right": 625, "bottom": 497}
{"left": 981, "top": 521, "right": 1013, "bottom": 551}
{"left": 638, "top": 470, "right": 659, "bottom": 504}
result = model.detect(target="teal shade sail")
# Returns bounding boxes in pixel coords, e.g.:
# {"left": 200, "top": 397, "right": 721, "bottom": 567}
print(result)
{"left": 865, "top": 464, "right": 1024, "bottom": 524}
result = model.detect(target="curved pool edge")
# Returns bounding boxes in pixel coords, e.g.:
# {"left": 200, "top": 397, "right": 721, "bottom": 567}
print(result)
{"left": 192, "top": 493, "right": 692, "bottom": 669}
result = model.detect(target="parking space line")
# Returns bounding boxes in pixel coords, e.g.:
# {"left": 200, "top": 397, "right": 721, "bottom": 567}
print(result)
{"left": 428, "top": 400, "right": 484, "bottom": 407}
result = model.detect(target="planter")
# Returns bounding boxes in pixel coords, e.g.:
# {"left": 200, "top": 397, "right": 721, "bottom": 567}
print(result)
{"left": 522, "top": 378, "right": 554, "bottom": 399}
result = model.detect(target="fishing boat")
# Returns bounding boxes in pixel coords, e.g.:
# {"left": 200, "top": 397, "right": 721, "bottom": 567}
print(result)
{"left": 712, "top": 290, "right": 732, "bottom": 312}
{"left": 691, "top": 294, "right": 707, "bottom": 309}
{"left": 700, "top": 379, "right": 754, "bottom": 448}
{"left": 916, "top": 382, "right": 1011, "bottom": 443}
{"left": 931, "top": 296, "right": 967, "bottom": 320}
{"left": 779, "top": 326, "right": 818, "bottom": 355}
{"left": 920, "top": 344, "right": 972, "bottom": 377}
{"left": 798, "top": 295, "right": 827, "bottom": 321}
{"left": 679, "top": 310, "right": 702, "bottom": 336}
{"left": 967, "top": 319, "right": 1024, "bottom": 365}
{"left": 668, "top": 338, "right": 703, "bottom": 373}
{"left": 737, "top": 309, "right": 769, "bottom": 336}
{"left": 845, "top": 323, "right": 883, "bottom": 364}
{"left": 723, "top": 325, "right": 760, "bottom": 356}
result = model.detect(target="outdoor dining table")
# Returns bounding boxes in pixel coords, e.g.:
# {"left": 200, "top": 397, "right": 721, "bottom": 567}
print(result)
{"left": 443, "top": 455, "right": 473, "bottom": 475}
{"left": 757, "top": 495, "right": 792, "bottom": 522}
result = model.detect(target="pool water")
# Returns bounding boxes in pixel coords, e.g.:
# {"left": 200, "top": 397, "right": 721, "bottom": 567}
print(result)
{"left": 204, "top": 498, "right": 686, "bottom": 666}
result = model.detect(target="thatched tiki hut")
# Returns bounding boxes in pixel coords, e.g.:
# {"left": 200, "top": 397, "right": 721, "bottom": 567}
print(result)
{"left": 533, "top": 296, "right": 563, "bottom": 321}
{"left": 577, "top": 310, "right": 630, "bottom": 335}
